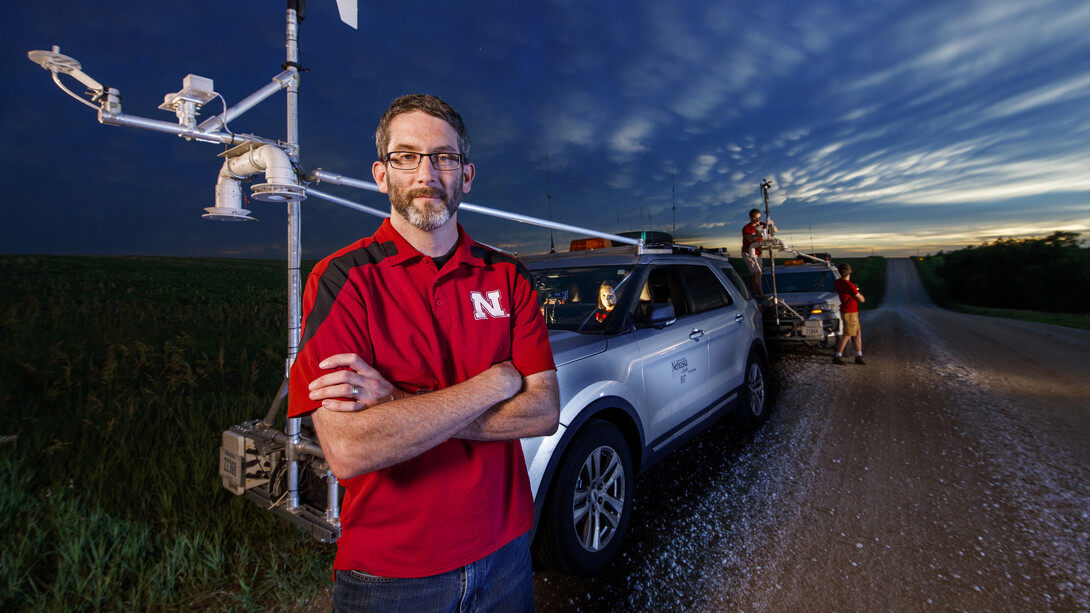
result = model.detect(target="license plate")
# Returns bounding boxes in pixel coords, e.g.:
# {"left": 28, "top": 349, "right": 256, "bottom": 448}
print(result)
{"left": 802, "top": 320, "right": 823, "bottom": 338}
{"left": 219, "top": 446, "right": 244, "bottom": 485}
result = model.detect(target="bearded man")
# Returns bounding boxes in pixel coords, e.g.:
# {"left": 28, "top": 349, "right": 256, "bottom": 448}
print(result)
{"left": 288, "top": 94, "right": 560, "bottom": 612}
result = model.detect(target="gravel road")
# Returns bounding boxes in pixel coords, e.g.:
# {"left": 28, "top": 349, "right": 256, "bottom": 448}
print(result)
{"left": 533, "top": 258, "right": 1090, "bottom": 612}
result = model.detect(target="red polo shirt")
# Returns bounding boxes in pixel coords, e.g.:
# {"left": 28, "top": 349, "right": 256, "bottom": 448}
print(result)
{"left": 288, "top": 218, "right": 555, "bottom": 578}
{"left": 835, "top": 278, "right": 860, "bottom": 313}
{"left": 742, "top": 222, "right": 766, "bottom": 255}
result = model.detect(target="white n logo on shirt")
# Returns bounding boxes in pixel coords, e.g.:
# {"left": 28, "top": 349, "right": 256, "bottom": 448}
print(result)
{"left": 470, "top": 290, "right": 509, "bottom": 320}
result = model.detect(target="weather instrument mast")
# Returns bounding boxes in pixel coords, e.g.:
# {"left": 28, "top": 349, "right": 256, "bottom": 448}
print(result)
{"left": 27, "top": 0, "right": 644, "bottom": 542}
{"left": 758, "top": 179, "right": 832, "bottom": 336}
{"left": 760, "top": 178, "right": 781, "bottom": 319}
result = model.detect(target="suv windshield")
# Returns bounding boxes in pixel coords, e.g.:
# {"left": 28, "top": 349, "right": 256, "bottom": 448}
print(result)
{"left": 533, "top": 265, "right": 635, "bottom": 332}
{"left": 762, "top": 268, "right": 836, "bottom": 293}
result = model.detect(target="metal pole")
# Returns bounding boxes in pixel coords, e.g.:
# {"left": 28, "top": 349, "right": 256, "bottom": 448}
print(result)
{"left": 198, "top": 70, "right": 296, "bottom": 132}
{"left": 762, "top": 179, "right": 780, "bottom": 324}
{"left": 284, "top": 2, "right": 303, "bottom": 514}
{"left": 99, "top": 112, "right": 274, "bottom": 146}
{"left": 307, "top": 169, "right": 643, "bottom": 248}
{"left": 307, "top": 187, "right": 390, "bottom": 218}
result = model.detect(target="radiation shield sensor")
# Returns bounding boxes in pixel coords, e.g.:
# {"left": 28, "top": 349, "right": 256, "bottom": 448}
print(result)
{"left": 159, "top": 74, "right": 218, "bottom": 130}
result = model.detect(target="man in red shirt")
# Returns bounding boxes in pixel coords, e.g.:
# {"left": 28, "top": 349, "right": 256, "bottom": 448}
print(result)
{"left": 833, "top": 262, "right": 866, "bottom": 365}
{"left": 742, "top": 208, "right": 778, "bottom": 297}
{"left": 288, "top": 94, "right": 560, "bottom": 611}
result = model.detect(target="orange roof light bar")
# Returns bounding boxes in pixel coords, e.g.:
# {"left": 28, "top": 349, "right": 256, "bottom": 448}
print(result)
{"left": 570, "top": 237, "right": 611, "bottom": 251}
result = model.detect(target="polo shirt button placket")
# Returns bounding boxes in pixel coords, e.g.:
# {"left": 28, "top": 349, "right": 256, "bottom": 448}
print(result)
{"left": 432, "top": 292, "right": 450, "bottom": 321}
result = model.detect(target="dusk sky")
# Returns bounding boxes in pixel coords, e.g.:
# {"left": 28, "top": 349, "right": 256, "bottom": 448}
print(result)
{"left": 6, "top": 0, "right": 1089, "bottom": 260}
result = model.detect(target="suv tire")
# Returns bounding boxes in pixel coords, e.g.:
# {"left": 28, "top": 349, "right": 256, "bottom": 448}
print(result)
{"left": 732, "top": 352, "right": 769, "bottom": 429}
{"left": 536, "top": 419, "right": 634, "bottom": 578}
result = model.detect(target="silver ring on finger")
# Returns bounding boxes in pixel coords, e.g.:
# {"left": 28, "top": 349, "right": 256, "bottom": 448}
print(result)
{"left": 350, "top": 384, "right": 360, "bottom": 399}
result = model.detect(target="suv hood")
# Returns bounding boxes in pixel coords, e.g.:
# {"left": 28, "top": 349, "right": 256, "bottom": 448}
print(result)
{"left": 547, "top": 330, "right": 607, "bottom": 367}
{"left": 777, "top": 290, "right": 838, "bottom": 308}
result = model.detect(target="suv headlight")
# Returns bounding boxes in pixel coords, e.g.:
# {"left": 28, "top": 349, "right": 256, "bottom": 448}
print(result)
{"left": 810, "top": 302, "right": 838, "bottom": 314}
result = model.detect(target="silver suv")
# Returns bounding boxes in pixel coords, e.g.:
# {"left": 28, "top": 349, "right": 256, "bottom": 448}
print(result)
{"left": 522, "top": 243, "right": 769, "bottom": 576}
{"left": 218, "top": 243, "right": 769, "bottom": 579}
{"left": 761, "top": 262, "right": 843, "bottom": 348}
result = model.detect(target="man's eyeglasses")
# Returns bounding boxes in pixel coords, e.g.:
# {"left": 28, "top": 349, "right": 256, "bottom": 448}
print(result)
{"left": 383, "top": 151, "right": 464, "bottom": 171}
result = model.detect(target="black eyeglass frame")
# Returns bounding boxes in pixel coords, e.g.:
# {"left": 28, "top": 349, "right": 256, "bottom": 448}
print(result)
{"left": 382, "top": 151, "right": 466, "bottom": 171}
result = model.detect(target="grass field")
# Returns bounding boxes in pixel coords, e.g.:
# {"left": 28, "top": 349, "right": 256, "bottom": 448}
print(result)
{"left": 0, "top": 255, "right": 332, "bottom": 611}
{"left": 914, "top": 256, "right": 1090, "bottom": 331}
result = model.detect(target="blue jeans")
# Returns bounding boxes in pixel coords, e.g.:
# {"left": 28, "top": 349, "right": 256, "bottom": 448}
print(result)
{"left": 332, "top": 533, "right": 533, "bottom": 613}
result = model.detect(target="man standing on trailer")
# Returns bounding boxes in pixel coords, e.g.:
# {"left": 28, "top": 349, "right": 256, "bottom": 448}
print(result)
{"left": 742, "top": 208, "right": 778, "bottom": 297}
{"left": 288, "top": 94, "right": 559, "bottom": 612}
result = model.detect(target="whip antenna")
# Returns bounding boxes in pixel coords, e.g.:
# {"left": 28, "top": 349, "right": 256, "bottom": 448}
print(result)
{"left": 546, "top": 150, "right": 555, "bottom": 253}
{"left": 671, "top": 169, "right": 676, "bottom": 236}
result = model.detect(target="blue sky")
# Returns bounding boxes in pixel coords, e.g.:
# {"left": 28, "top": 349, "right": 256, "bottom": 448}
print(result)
{"left": 5, "top": 0, "right": 1089, "bottom": 259}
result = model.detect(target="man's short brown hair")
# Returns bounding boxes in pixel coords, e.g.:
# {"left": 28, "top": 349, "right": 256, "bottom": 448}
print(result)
{"left": 838, "top": 263, "right": 852, "bottom": 276}
{"left": 375, "top": 94, "right": 471, "bottom": 162}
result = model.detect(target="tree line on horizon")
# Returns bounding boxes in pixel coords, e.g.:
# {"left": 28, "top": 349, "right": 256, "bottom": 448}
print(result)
{"left": 930, "top": 231, "right": 1089, "bottom": 314}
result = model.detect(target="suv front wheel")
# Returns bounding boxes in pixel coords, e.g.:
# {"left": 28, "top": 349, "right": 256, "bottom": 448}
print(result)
{"left": 732, "top": 352, "right": 769, "bottom": 429}
{"left": 536, "top": 419, "right": 634, "bottom": 578}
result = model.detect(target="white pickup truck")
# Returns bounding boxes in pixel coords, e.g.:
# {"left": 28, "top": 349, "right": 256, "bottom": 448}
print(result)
{"left": 761, "top": 260, "right": 843, "bottom": 348}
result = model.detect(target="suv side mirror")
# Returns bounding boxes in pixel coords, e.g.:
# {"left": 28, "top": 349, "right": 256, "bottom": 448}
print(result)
{"left": 646, "top": 302, "right": 676, "bottom": 328}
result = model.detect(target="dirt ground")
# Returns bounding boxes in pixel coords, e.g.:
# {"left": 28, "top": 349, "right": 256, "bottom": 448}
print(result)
{"left": 532, "top": 258, "right": 1090, "bottom": 612}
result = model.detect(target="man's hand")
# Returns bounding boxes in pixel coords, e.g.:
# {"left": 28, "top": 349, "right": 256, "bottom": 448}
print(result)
{"left": 308, "top": 353, "right": 399, "bottom": 412}
{"left": 483, "top": 360, "right": 524, "bottom": 399}
{"left": 456, "top": 369, "right": 559, "bottom": 441}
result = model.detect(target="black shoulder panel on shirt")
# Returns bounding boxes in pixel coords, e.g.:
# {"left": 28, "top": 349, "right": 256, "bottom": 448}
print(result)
{"left": 471, "top": 245, "right": 533, "bottom": 286}
{"left": 297, "top": 240, "right": 397, "bottom": 355}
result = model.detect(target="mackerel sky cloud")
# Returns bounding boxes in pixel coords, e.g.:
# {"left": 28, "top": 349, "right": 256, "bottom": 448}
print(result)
{"left": 5, "top": 0, "right": 1088, "bottom": 258}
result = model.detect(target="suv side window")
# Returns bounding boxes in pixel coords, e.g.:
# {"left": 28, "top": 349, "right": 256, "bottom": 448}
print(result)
{"left": 721, "top": 266, "right": 752, "bottom": 301}
{"left": 676, "top": 264, "right": 733, "bottom": 312}
{"left": 642, "top": 266, "right": 690, "bottom": 317}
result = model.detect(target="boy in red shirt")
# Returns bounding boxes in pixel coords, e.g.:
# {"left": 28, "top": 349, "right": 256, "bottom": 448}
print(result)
{"left": 834, "top": 262, "right": 866, "bottom": 365}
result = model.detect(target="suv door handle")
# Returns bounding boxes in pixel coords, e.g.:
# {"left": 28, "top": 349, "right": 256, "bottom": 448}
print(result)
{"left": 734, "top": 314, "right": 745, "bottom": 324}
{"left": 689, "top": 329, "right": 705, "bottom": 341}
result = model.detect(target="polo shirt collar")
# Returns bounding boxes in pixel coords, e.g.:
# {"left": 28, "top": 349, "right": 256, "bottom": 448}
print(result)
{"left": 372, "top": 217, "right": 486, "bottom": 269}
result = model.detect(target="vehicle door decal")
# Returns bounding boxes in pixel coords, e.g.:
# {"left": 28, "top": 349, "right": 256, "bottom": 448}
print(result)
{"left": 671, "top": 356, "right": 697, "bottom": 384}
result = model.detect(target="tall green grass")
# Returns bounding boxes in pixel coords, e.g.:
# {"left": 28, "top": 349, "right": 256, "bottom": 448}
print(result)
{"left": 0, "top": 255, "right": 333, "bottom": 611}
{"left": 914, "top": 255, "right": 1090, "bottom": 330}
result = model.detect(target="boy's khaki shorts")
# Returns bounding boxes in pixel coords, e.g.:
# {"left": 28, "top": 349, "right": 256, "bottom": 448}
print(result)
{"left": 843, "top": 311, "right": 860, "bottom": 336}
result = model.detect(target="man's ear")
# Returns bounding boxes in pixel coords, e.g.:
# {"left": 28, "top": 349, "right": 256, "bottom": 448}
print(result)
{"left": 372, "top": 161, "right": 390, "bottom": 194}
{"left": 461, "top": 162, "right": 475, "bottom": 194}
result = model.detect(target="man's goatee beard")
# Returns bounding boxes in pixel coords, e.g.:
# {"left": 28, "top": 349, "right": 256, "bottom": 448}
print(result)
{"left": 392, "top": 186, "right": 461, "bottom": 231}
{"left": 404, "top": 205, "right": 452, "bottom": 231}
